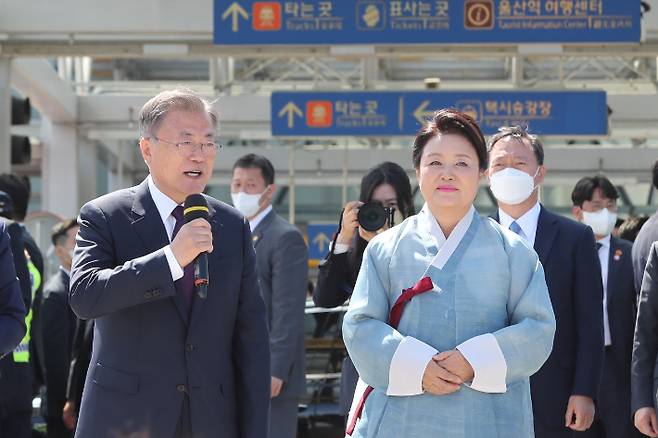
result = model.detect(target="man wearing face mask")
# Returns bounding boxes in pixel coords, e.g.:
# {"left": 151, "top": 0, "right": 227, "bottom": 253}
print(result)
{"left": 488, "top": 126, "right": 604, "bottom": 438}
{"left": 571, "top": 176, "right": 639, "bottom": 438}
{"left": 41, "top": 219, "right": 79, "bottom": 438}
{"left": 230, "top": 154, "right": 308, "bottom": 438}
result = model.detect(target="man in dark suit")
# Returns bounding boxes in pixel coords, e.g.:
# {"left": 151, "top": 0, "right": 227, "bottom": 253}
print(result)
{"left": 632, "top": 241, "right": 658, "bottom": 437}
{"left": 231, "top": 154, "right": 308, "bottom": 438}
{"left": 633, "top": 160, "right": 658, "bottom": 292}
{"left": 0, "top": 219, "right": 27, "bottom": 357}
{"left": 487, "top": 126, "right": 604, "bottom": 437}
{"left": 69, "top": 88, "right": 271, "bottom": 438}
{"left": 571, "top": 176, "right": 639, "bottom": 438}
{"left": 42, "top": 219, "right": 79, "bottom": 438}
{"left": 62, "top": 318, "right": 93, "bottom": 432}
{"left": 0, "top": 192, "right": 33, "bottom": 438}
{"left": 0, "top": 173, "right": 46, "bottom": 393}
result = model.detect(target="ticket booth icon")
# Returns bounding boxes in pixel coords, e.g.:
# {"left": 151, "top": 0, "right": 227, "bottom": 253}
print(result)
{"left": 253, "top": 2, "right": 282, "bottom": 31}
{"left": 306, "top": 101, "right": 333, "bottom": 128}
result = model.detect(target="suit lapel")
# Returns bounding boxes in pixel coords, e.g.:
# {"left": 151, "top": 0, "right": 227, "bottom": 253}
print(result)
{"left": 607, "top": 237, "right": 620, "bottom": 309}
{"left": 130, "top": 180, "right": 188, "bottom": 324}
{"left": 534, "top": 206, "right": 559, "bottom": 266}
{"left": 251, "top": 209, "right": 276, "bottom": 249}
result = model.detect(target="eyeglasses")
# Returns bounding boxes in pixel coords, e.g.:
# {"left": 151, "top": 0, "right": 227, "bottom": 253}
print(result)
{"left": 151, "top": 137, "right": 221, "bottom": 156}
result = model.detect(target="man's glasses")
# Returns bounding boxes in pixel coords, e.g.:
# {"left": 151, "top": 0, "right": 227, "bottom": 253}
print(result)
{"left": 151, "top": 137, "right": 221, "bottom": 156}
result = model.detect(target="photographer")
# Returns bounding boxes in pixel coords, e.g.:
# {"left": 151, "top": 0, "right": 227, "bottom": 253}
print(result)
{"left": 312, "top": 161, "right": 415, "bottom": 419}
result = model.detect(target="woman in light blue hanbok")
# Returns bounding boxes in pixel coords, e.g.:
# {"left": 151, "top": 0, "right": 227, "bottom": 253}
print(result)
{"left": 343, "top": 109, "right": 556, "bottom": 438}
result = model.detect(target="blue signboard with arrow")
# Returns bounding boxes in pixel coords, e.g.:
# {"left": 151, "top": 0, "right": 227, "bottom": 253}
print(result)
{"left": 215, "top": 0, "right": 640, "bottom": 45}
{"left": 271, "top": 90, "right": 608, "bottom": 137}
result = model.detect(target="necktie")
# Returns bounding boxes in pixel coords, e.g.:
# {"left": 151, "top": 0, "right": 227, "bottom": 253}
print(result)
{"left": 509, "top": 221, "right": 523, "bottom": 236}
{"left": 596, "top": 242, "right": 603, "bottom": 251}
{"left": 171, "top": 206, "right": 194, "bottom": 307}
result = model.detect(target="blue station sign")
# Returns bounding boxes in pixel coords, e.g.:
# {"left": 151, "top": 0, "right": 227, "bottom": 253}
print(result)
{"left": 271, "top": 90, "right": 608, "bottom": 137}
{"left": 215, "top": 0, "right": 640, "bottom": 45}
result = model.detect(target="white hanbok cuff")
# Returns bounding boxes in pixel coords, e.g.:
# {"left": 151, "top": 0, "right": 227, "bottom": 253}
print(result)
{"left": 163, "top": 245, "right": 184, "bottom": 282}
{"left": 456, "top": 333, "right": 507, "bottom": 393}
{"left": 387, "top": 336, "right": 438, "bottom": 396}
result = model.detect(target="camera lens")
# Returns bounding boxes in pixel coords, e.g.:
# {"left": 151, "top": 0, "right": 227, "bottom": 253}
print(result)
{"left": 357, "top": 202, "right": 388, "bottom": 232}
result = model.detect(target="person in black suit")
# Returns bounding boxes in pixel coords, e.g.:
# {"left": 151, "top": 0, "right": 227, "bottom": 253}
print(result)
{"left": 312, "top": 162, "right": 415, "bottom": 420}
{"left": 0, "top": 173, "right": 46, "bottom": 393}
{"left": 632, "top": 241, "right": 658, "bottom": 437}
{"left": 487, "top": 126, "right": 604, "bottom": 437}
{"left": 62, "top": 318, "right": 93, "bottom": 432}
{"left": 0, "top": 192, "right": 33, "bottom": 438}
{"left": 42, "top": 219, "right": 79, "bottom": 438}
{"left": 633, "top": 160, "right": 658, "bottom": 292}
{"left": 69, "top": 88, "right": 270, "bottom": 438}
{"left": 230, "top": 154, "right": 308, "bottom": 438}
{"left": 571, "top": 176, "right": 639, "bottom": 438}
{"left": 0, "top": 218, "right": 27, "bottom": 356}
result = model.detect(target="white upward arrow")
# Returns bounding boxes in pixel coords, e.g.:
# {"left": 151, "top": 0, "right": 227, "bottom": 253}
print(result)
{"left": 278, "top": 101, "right": 303, "bottom": 129}
{"left": 222, "top": 2, "right": 249, "bottom": 32}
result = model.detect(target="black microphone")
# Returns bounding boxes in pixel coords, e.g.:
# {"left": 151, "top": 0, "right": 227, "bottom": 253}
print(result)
{"left": 184, "top": 194, "right": 210, "bottom": 299}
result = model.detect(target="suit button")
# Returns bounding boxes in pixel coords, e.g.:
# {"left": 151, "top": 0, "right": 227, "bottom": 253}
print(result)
{"left": 186, "top": 344, "right": 195, "bottom": 352}
{"left": 176, "top": 384, "right": 187, "bottom": 393}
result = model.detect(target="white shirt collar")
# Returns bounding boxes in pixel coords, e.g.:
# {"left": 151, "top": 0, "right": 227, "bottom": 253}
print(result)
{"left": 420, "top": 204, "right": 475, "bottom": 270}
{"left": 147, "top": 175, "right": 180, "bottom": 226}
{"left": 60, "top": 266, "right": 70, "bottom": 278}
{"left": 249, "top": 205, "right": 273, "bottom": 233}
{"left": 597, "top": 234, "right": 611, "bottom": 248}
{"left": 498, "top": 201, "right": 541, "bottom": 245}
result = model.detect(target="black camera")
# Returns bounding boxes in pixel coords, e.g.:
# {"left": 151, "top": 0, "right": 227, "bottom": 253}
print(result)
{"left": 357, "top": 202, "right": 396, "bottom": 232}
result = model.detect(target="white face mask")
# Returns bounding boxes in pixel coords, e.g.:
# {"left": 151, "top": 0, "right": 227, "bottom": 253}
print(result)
{"left": 490, "top": 167, "right": 539, "bottom": 205}
{"left": 231, "top": 191, "right": 264, "bottom": 218}
{"left": 582, "top": 208, "right": 617, "bottom": 237}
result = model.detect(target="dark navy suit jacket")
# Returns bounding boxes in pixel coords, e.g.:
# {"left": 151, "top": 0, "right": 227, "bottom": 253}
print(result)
{"left": 69, "top": 179, "right": 271, "bottom": 438}
{"left": 495, "top": 206, "right": 604, "bottom": 430}
{"left": 0, "top": 220, "right": 26, "bottom": 356}
{"left": 605, "top": 237, "right": 637, "bottom": 388}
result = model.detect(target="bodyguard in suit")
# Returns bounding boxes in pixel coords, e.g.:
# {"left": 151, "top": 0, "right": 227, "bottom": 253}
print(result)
{"left": 571, "top": 176, "right": 639, "bottom": 438}
{"left": 0, "top": 219, "right": 26, "bottom": 357}
{"left": 632, "top": 241, "right": 658, "bottom": 437}
{"left": 62, "top": 319, "right": 93, "bottom": 432}
{"left": 42, "top": 219, "right": 79, "bottom": 438}
{"left": 0, "top": 193, "right": 34, "bottom": 438}
{"left": 231, "top": 153, "right": 308, "bottom": 438}
{"left": 487, "top": 126, "right": 604, "bottom": 437}
{"left": 632, "top": 160, "right": 658, "bottom": 292}
{"left": 69, "top": 88, "right": 271, "bottom": 438}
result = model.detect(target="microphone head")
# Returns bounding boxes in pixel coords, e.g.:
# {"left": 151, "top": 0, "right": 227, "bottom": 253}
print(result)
{"left": 183, "top": 194, "right": 209, "bottom": 222}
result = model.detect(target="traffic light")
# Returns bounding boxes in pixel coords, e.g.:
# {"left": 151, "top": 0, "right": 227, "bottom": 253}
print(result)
{"left": 11, "top": 96, "right": 31, "bottom": 165}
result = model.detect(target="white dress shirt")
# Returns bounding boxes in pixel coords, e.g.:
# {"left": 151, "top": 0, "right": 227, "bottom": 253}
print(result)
{"left": 597, "top": 234, "right": 612, "bottom": 346}
{"left": 386, "top": 205, "right": 508, "bottom": 396}
{"left": 498, "top": 201, "right": 541, "bottom": 247}
{"left": 147, "top": 176, "right": 184, "bottom": 282}
{"left": 248, "top": 205, "right": 273, "bottom": 233}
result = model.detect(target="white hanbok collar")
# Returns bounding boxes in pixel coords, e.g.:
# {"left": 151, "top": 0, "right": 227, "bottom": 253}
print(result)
{"left": 419, "top": 204, "right": 475, "bottom": 270}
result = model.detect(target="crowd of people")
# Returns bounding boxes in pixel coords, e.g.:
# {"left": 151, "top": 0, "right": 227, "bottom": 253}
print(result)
{"left": 1, "top": 88, "right": 658, "bottom": 438}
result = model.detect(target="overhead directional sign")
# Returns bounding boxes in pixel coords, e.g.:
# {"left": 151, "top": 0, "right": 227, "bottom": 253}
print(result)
{"left": 214, "top": 0, "right": 640, "bottom": 45}
{"left": 307, "top": 223, "right": 338, "bottom": 262}
{"left": 271, "top": 90, "right": 608, "bottom": 137}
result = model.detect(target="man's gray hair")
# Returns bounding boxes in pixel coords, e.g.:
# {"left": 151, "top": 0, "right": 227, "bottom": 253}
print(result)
{"left": 138, "top": 88, "right": 218, "bottom": 138}
{"left": 488, "top": 125, "right": 544, "bottom": 166}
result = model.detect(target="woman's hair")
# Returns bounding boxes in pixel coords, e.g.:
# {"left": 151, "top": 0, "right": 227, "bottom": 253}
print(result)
{"left": 358, "top": 161, "right": 415, "bottom": 219}
{"left": 412, "top": 108, "right": 487, "bottom": 171}
{"left": 348, "top": 161, "right": 416, "bottom": 281}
